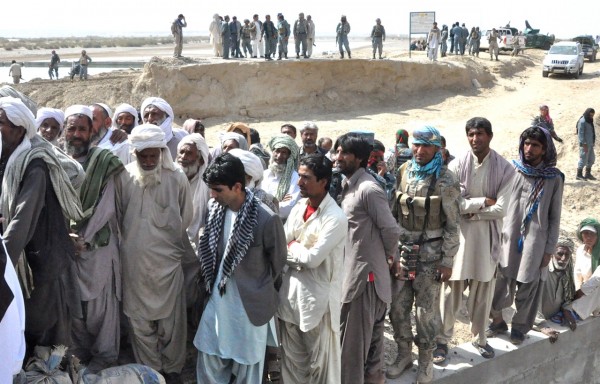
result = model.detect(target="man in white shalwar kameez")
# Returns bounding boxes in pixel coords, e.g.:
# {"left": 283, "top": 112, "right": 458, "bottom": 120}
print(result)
{"left": 278, "top": 154, "right": 347, "bottom": 384}
{"left": 209, "top": 14, "right": 223, "bottom": 57}
{"left": 195, "top": 152, "right": 286, "bottom": 384}
{"left": 115, "top": 124, "right": 193, "bottom": 381}
{"left": 436, "top": 117, "right": 515, "bottom": 362}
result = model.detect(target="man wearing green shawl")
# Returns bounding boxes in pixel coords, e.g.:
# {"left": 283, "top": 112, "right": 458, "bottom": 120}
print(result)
{"left": 64, "top": 105, "right": 124, "bottom": 372}
{"left": 561, "top": 218, "right": 600, "bottom": 322}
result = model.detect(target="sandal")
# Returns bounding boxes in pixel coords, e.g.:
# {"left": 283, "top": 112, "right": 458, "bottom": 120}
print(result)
{"left": 432, "top": 343, "right": 448, "bottom": 365}
{"left": 471, "top": 341, "right": 495, "bottom": 359}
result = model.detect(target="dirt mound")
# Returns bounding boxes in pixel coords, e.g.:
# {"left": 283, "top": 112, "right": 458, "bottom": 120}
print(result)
{"left": 16, "top": 55, "right": 496, "bottom": 124}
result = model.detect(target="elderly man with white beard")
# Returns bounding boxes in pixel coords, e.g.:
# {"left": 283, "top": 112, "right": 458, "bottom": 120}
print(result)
{"left": 176, "top": 133, "right": 210, "bottom": 328}
{"left": 140, "top": 97, "right": 188, "bottom": 160}
{"left": 115, "top": 124, "right": 193, "bottom": 382}
{"left": 261, "top": 134, "right": 301, "bottom": 221}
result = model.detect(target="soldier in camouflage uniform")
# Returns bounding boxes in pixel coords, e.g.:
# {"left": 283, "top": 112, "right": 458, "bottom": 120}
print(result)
{"left": 241, "top": 19, "right": 254, "bottom": 58}
{"left": 387, "top": 125, "right": 460, "bottom": 383}
{"left": 276, "top": 13, "right": 291, "bottom": 60}
{"left": 371, "top": 18, "right": 386, "bottom": 59}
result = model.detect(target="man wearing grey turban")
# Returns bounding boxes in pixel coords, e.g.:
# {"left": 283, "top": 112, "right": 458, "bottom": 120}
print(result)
{"left": 261, "top": 134, "right": 301, "bottom": 220}
{"left": 0, "top": 96, "right": 84, "bottom": 359}
{"left": 115, "top": 124, "right": 193, "bottom": 381}
{"left": 534, "top": 236, "right": 577, "bottom": 341}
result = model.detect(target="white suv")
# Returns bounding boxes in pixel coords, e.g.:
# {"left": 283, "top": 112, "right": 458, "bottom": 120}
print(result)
{"left": 542, "top": 41, "right": 584, "bottom": 79}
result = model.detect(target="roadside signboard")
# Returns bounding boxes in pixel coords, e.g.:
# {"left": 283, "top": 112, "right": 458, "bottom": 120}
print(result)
{"left": 410, "top": 12, "right": 435, "bottom": 58}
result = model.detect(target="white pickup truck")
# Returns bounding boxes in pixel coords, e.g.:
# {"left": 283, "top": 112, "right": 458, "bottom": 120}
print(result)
{"left": 479, "top": 27, "right": 525, "bottom": 52}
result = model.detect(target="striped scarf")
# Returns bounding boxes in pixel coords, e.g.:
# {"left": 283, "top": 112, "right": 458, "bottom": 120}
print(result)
{"left": 513, "top": 127, "right": 562, "bottom": 252}
{"left": 198, "top": 189, "right": 259, "bottom": 295}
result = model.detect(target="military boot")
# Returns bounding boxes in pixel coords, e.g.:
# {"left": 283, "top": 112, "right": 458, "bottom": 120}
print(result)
{"left": 348, "top": 51, "right": 352, "bottom": 58}
{"left": 373, "top": 54, "right": 376, "bottom": 59}
{"left": 340, "top": 51, "right": 344, "bottom": 59}
{"left": 586, "top": 167, "right": 597, "bottom": 180}
{"left": 577, "top": 168, "right": 586, "bottom": 180}
{"left": 386, "top": 341, "right": 413, "bottom": 379}
{"left": 284, "top": 53, "right": 288, "bottom": 59}
{"left": 277, "top": 53, "right": 282, "bottom": 60}
{"left": 416, "top": 348, "right": 434, "bottom": 383}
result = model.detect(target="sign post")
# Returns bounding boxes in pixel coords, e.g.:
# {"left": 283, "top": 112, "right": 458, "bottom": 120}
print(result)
{"left": 409, "top": 12, "right": 435, "bottom": 58}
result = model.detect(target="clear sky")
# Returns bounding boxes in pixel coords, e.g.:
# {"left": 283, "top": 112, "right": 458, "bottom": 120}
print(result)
{"left": 2, "top": 1, "right": 598, "bottom": 39}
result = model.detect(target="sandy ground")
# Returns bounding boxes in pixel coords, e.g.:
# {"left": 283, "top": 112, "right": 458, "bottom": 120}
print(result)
{"left": 3, "top": 39, "right": 600, "bottom": 381}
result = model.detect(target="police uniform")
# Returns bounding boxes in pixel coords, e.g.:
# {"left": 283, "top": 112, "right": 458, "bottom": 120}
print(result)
{"left": 277, "top": 15, "right": 291, "bottom": 59}
{"left": 294, "top": 17, "right": 309, "bottom": 58}
{"left": 371, "top": 22, "right": 386, "bottom": 59}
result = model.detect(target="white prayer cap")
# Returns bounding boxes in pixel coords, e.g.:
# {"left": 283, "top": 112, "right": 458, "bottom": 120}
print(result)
{"left": 64, "top": 105, "right": 93, "bottom": 122}
{"left": 90, "top": 102, "right": 113, "bottom": 118}
{"left": 35, "top": 107, "right": 65, "bottom": 131}
{"left": 228, "top": 148, "right": 264, "bottom": 188}
{"left": 219, "top": 131, "right": 248, "bottom": 150}
{"left": 0, "top": 96, "right": 36, "bottom": 139}
{"left": 112, "top": 103, "right": 139, "bottom": 129}
{"left": 140, "top": 97, "right": 174, "bottom": 142}
{"left": 580, "top": 225, "right": 597, "bottom": 234}
{"left": 178, "top": 133, "right": 210, "bottom": 165}
{"left": 129, "top": 124, "right": 167, "bottom": 151}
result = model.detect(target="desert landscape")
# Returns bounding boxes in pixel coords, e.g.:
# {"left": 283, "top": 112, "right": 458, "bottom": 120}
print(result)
{"left": 2, "top": 38, "right": 599, "bottom": 381}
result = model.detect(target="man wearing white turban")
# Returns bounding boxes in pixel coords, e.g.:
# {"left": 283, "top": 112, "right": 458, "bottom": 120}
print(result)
{"left": 115, "top": 124, "right": 193, "bottom": 381}
{"left": 141, "top": 97, "right": 188, "bottom": 161}
{"left": 63, "top": 105, "right": 124, "bottom": 371}
{"left": 90, "top": 103, "right": 131, "bottom": 165}
{"left": 35, "top": 107, "right": 64, "bottom": 146}
{"left": 0, "top": 235, "right": 25, "bottom": 383}
{"left": 176, "top": 133, "right": 210, "bottom": 326}
{"left": 0, "top": 96, "right": 84, "bottom": 360}
{"left": 261, "top": 134, "right": 301, "bottom": 220}
{"left": 111, "top": 103, "right": 139, "bottom": 134}
{"left": 229, "top": 148, "right": 279, "bottom": 214}
{"left": 209, "top": 14, "right": 223, "bottom": 57}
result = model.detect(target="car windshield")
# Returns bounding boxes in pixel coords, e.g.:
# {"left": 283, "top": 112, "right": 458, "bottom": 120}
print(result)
{"left": 549, "top": 46, "right": 577, "bottom": 55}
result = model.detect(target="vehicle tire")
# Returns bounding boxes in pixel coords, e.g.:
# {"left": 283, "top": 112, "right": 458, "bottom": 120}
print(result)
{"left": 543, "top": 41, "right": 551, "bottom": 50}
{"left": 580, "top": 64, "right": 584, "bottom": 75}
{"left": 592, "top": 53, "right": 596, "bottom": 62}
{"left": 573, "top": 68, "right": 580, "bottom": 79}
{"left": 542, "top": 71, "right": 548, "bottom": 78}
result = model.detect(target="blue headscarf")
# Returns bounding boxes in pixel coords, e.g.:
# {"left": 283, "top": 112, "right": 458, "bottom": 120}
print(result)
{"left": 409, "top": 125, "right": 444, "bottom": 181}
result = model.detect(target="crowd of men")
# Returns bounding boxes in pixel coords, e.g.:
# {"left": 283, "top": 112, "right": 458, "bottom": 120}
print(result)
{"left": 0, "top": 90, "right": 599, "bottom": 384}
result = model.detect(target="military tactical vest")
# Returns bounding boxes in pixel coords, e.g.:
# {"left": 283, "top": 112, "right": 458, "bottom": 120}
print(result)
{"left": 373, "top": 25, "right": 384, "bottom": 37}
{"left": 393, "top": 162, "right": 444, "bottom": 232}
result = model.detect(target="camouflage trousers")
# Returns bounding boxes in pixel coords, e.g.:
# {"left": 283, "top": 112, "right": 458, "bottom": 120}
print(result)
{"left": 389, "top": 261, "right": 442, "bottom": 351}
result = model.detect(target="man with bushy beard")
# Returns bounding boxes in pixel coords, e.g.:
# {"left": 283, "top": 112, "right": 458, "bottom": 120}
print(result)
{"left": 176, "top": 133, "right": 210, "bottom": 328}
{"left": 115, "top": 124, "right": 193, "bottom": 382}
{"left": 261, "top": 134, "right": 300, "bottom": 221}
{"left": 63, "top": 105, "right": 124, "bottom": 372}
